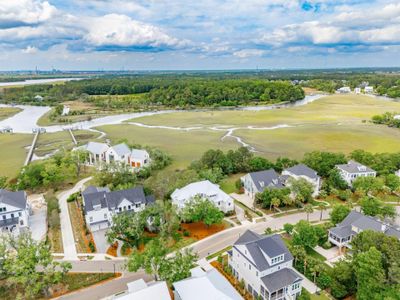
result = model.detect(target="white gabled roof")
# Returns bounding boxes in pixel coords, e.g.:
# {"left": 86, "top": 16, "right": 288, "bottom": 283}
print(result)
{"left": 173, "top": 268, "right": 242, "bottom": 300}
{"left": 85, "top": 142, "right": 109, "bottom": 155}
{"left": 131, "top": 149, "right": 149, "bottom": 160}
{"left": 118, "top": 279, "right": 171, "bottom": 300}
{"left": 171, "top": 180, "right": 231, "bottom": 203}
{"left": 111, "top": 143, "right": 131, "bottom": 157}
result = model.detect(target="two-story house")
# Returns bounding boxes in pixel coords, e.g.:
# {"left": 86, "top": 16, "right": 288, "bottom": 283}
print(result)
{"left": 229, "top": 230, "right": 303, "bottom": 300}
{"left": 328, "top": 210, "right": 400, "bottom": 250}
{"left": 82, "top": 186, "right": 155, "bottom": 231}
{"left": 171, "top": 180, "right": 234, "bottom": 213}
{"left": 0, "top": 189, "right": 30, "bottom": 235}
{"left": 78, "top": 142, "right": 150, "bottom": 171}
{"left": 335, "top": 160, "right": 376, "bottom": 186}
{"left": 241, "top": 170, "right": 284, "bottom": 200}
{"left": 281, "top": 164, "right": 321, "bottom": 197}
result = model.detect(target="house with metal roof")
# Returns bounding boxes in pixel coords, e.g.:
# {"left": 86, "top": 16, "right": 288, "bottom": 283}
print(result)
{"left": 281, "top": 164, "right": 321, "bottom": 197}
{"left": 115, "top": 279, "right": 171, "bottom": 300}
{"left": 171, "top": 180, "right": 234, "bottom": 213}
{"left": 173, "top": 266, "right": 243, "bottom": 300}
{"left": 0, "top": 189, "right": 30, "bottom": 235}
{"left": 82, "top": 186, "right": 155, "bottom": 231}
{"left": 229, "top": 230, "right": 303, "bottom": 300}
{"left": 241, "top": 169, "right": 285, "bottom": 200}
{"left": 328, "top": 210, "right": 400, "bottom": 249}
{"left": 77, "top": 142, "right": 150, "bottom": 171}
{"left": 335, "top": 160, "right": 376, "bottom": 186}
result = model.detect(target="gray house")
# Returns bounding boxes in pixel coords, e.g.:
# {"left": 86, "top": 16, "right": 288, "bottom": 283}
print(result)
{"left": 229, "top": 230, "right": 303, "bottom": 300}
{"left": 82, "top": 186, "right": 155, "bottom": 231}
{"left": 241, "top": 170, "right": 284, "bottom": 199}
{"left": 328, "top": 210, "right": 400, "bottom": 250}
{"left": 0, "top": 189, "right": 30, "bottom": 235}
{"left": 335, "top": 160, "right": 376, "bottom": 186}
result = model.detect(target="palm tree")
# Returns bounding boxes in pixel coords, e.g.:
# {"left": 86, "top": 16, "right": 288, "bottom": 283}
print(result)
{"left": 311, "top": 261, "right": 324, "bottom": 284}
{"left": 291, "top": 245, "right": 306, "bottom": 267}
{"left": 317, "top": 203, "right": 326, "bottom": 221}
{"left": 304, "top": 204, "right": 314, "bottom": 221}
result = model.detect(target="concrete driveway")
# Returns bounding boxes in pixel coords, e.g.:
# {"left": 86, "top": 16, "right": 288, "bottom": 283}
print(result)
{"left": 92, "top": 229, "right": 110, "bottom": 254}
{"left": 230, "top": 193, "right": 255, "bottom": 209}
{"left": 27, "top": 194, "right": 47, "bottom": 241}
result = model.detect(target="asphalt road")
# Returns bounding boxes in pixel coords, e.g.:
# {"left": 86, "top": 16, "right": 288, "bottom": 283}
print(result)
{"left": 56, "top": 209, "right": 330, "bottom": 300}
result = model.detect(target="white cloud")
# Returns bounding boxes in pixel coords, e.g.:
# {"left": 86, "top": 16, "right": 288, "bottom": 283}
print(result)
{"left": 22, "top": 45, "right": 38, "bottom": 53}
{"left": 233, "top": 49, "right": 266, "bottom": 58}
{"left": 0, "top": 0, "right": 57, "bottom": 27}
{"left": 82, "top": 14, "right": 185, "bottom": 49}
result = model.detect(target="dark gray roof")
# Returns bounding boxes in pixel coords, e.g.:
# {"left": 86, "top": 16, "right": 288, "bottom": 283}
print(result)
{"left": 82, "top": 186, "right": 110, "bottom": 196}
{"left": 329, "top": 210, "right": 400, "bottom": 239}
{"left": 83, "top": 186, "right": 153, "bottom": 213}
{"left": 0, "top": 189, "right": 27, "bottom": 210}
{"left": 249, "top": 169, "right": 284, "bottom": 193}
{"left": 284, "top": 164, "right": 319, "bottom": 180}
{"left": 336, "top": 160, "right": 375, "bottom": 174}
{"left": 234, "top": 230, "right": 293, "bottom": 271}
{"left": 261, "top": 268, "right": 301, "bottom": 292}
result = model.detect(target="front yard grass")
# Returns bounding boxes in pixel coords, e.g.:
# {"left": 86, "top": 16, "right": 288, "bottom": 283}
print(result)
{"left": 0, "top": 133, "right": 32, "bottom": 178}
{"left": 34, "top": 131, "right": 74, "bottom": 157}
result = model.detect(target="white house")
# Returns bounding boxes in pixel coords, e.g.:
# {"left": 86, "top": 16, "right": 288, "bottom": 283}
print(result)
{"left": 34, "top": 95, "right": 44, "bottom": 102}
{"left": 78, "top": 142, "right": 150, "bottom": 171}
{"left": 171, "top": 180, "right": 234, "bottom": 213}
{"left": 82, "top": 186, "right": 155, "bottom": 231}
{"left": 173, "top": 266, "right": 243, "bottom": 300}
{"left": 61, "top": 105, "right": 70, "bottom": 116}
{"left": 354, "top": 87, "right": 361, "bottom": 94}
{"left": 241, "top": 169, "right": 284, "bottom": 200}
{"left": 228, "top": 230, "right": 303, "bottom": 300}
{"left": 337, "top": 87, "right": 351, "bottom": 93}
{"left": 0, "top": 189, "right": 30, "bottom": 235}
{"left": 336, "top": 160, "right": 376, "bottom": 186}
{"left": 328, "top": 210, "right": 400, "bottom": 250}
{"left": 364, "top": 86, "right": 374, "bottom": 94}
{"left": 114, "top": 279, "right": 171, "bottom": 300}
{"left": 281, "top": 164, "right": 321, "bottom": 197}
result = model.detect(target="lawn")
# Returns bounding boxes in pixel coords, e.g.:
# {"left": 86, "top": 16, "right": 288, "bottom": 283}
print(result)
{"left": 219, "top": 173, "right": 243, "bottom": 194}
{"left": 0, "top": 133, "right": 33, "bottom": 178}
{"left": 0, "top": 107, "right": 21, "bottom": 121}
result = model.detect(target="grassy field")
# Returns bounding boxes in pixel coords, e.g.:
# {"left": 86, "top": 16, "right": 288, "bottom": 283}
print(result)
{"left": 112, "top": 94, "right": 400, "bottom": 164}
{"left": 97, "top": 125, "right": 239, "bottom": 169}
{"left": 0, "top": 107, "right": 21, "bottom": 121}
{"left": 0, "top": 134, "right": 33, "bottom": 178}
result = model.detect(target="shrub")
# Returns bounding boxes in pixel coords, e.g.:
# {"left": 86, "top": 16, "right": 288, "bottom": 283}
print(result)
{"left": 67, "top": 192, "right": 79, "bottom": 202}
{"left": 88, "top": 241, "right": 96, "bottom": 253}
{"left": 264, "top": 227, "right": 273, "bottom": 235}
{"left": 322, "top": 241, "right": 333, "bottom": 250}
{"left": 183, "top": 230, "right": 190, "bottom": 237}
{"left": 283, "top": 223, "right": 294, "bottom": 235}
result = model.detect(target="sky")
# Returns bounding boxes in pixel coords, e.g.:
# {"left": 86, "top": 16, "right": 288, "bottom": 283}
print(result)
{"left": 0, "top": 0, "right": 399, "bottom": 70}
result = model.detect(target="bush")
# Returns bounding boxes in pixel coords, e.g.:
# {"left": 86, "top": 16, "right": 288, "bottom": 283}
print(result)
{"left": 264, "top": 227, "right": 273, "bottom": 235}
{"left": 67, "top": 192, "right": 79, "bottom": 202}
{"left": 283, "top": 223, "right": 294, "bottom": 235}
{"left": 88, "top": 241, "right": 96, "bottom": 253}
{"left": 183, "top": 230, "right": 190, "bottom": 237}
{"left": 297, "top": 288, "right": 311, "bottom": 300}
{"left": 322, "top": 241, "right": 333, "bottom": 250}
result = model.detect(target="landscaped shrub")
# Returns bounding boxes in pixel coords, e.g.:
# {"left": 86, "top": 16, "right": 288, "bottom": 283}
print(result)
{"left": 183, "top": 230, "right": 190, "bottom": 237}
{"left": 322, "top": 241, "right": 333, "bottom": 250}
{"left": 67, "top": 192, "right": 79, "bottom": 202}
{"left": 88, "top": 241, "right": 96, "bottom": 253}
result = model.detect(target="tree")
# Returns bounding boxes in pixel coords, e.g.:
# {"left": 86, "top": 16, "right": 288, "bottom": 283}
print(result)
{"left": 256, "top": 187, "right": 290, "bottom": 209}
{"left": 283, "top": 223, "right": 294, "bottom": 235}
{"left": 352, "top": 176, "right": 384, "bottom": 194}
{"left": 180, "top": 196, "right": 224, "bottom": 227}
{"left": 159, "top": 248, "right": 198, "bottom": 283}
{"left": 127, "top": 238, "right": 168, "bottom": 281}
{"left": 354, "top": 247, "right": 385, "bottom": 300}
{"left": 290, "top": 245, "right": 306, "bottom": 266}
{"left": 385, "top": 174, "right": 400, "bottom": 191}
{"left": 330, "top": 204, "right": 350, "bottom": 225}
{"left": 70, "top": 149, "right": 88, "bottom": 177}
{"left": 302, "top": 151, "right": 346, "bottom": 177}
{"left": 248, "top": 156, "right": 274, "bottom": 172}
{"left": 329, "top": 259, "right": 356, "bottom": 299}
{"left": 304, "top": 204, "right": 314, "bottom": 221}
{"left": 292, "top": 220, "right": 318, "bottom": 249}
{"left": 271, "top": 197, "right": 281, "bottom": 212}
{"left": 289, "top": 178, "right": 314, "bottom": 203}
{"left": 2, "top": 233, "right": 71, "bottom": 299}
{"left": 317, "top": 202, "right": 326, "bottom": 221}
{"left": 106, "top": 211, "right": 146, "bottom": 247}
{"left": 325, "top": 169, "right": 348, "bottom": 191}
{"left": 359, "top": 196, "right": 395, "bottom": 218}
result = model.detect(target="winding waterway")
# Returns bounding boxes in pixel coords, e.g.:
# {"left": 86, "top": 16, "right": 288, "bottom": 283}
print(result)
{"left": 0, "top": 94, "right": 324, "bottom": 134}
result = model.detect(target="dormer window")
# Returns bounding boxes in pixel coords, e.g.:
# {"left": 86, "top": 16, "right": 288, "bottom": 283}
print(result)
{"left": 259, "top": 181, "right": 265, "bottom": 187}
{"left": 271, "top": 254, "right": 284, "bottom": 265}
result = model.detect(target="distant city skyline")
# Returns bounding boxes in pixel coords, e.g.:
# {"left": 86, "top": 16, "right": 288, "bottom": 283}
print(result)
{"left": 1, "top": 0, "right": 399, "bottom": 70}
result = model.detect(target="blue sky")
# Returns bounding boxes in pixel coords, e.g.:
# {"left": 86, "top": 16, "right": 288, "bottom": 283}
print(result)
{"left": 0, "top": 0, "right": 399, "bottom": 70}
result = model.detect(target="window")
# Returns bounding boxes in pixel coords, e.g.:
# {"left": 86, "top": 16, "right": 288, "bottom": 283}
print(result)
{"left": 104, "top": 214, "right": 107, "bottom": 219}
{"left": 128, "top": 205, "right": 131, "bottom": 210}
{"left": 119, "top": 207, "right": 122, "bottom": 212}
{"left": 2, "top": 215, "right": 5, "bottom": 220}
{"left": 89, "top": 217, "right": 93, "bottom": 222}
{"left": 20, "top": 220, "right": 24, "bottom": 226}
{"left": 292, "top": 283, "right": 300, "bottom": 290}
{"left": 19, "top": 212, "right": 22, "bottom": 217}
{"left": 249, "top": 264, "right": 251, "bottom": 270}
{"left": 271, "top": 254, "right": 284, "bottom": 265}
{"left": 11, "top": 213, "right": 14, "bottom": 218}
